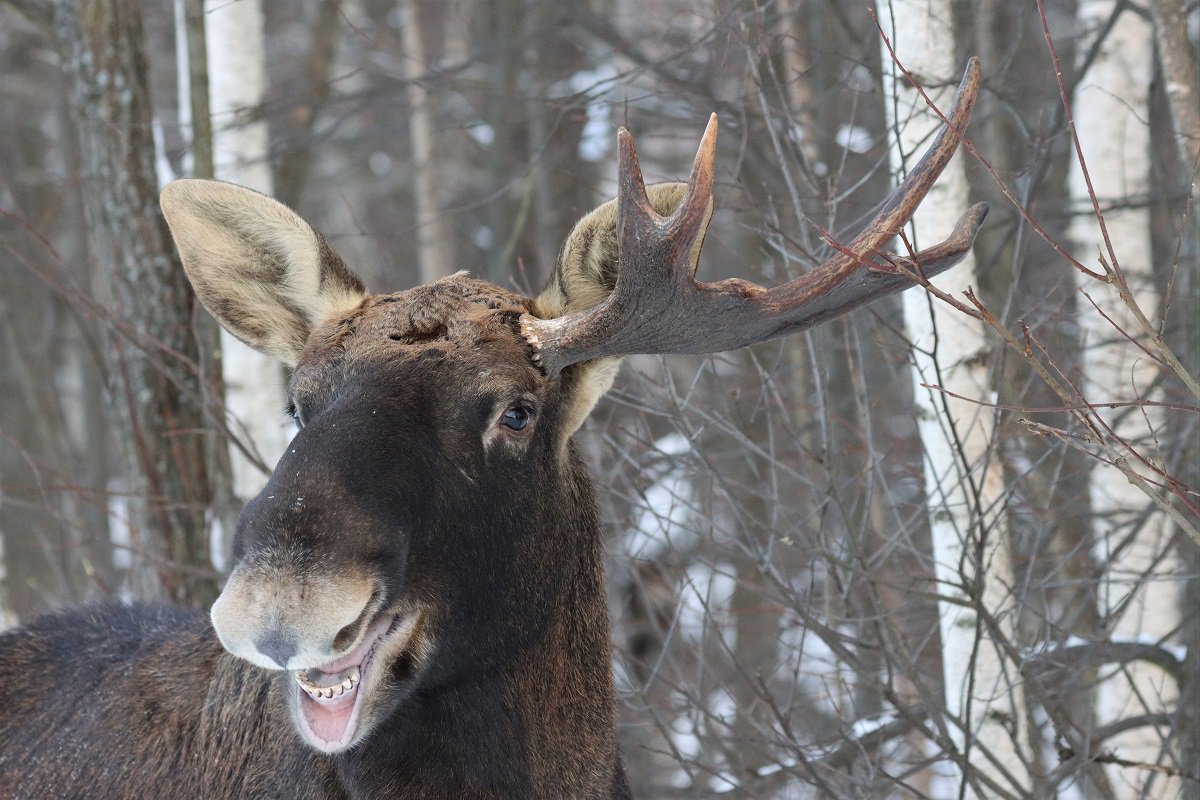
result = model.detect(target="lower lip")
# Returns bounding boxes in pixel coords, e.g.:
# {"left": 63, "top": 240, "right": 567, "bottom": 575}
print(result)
{"left": 293, "top": 617, "right": 400, "bottom": 753}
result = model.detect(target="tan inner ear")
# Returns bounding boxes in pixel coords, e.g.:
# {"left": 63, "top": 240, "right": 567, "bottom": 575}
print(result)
{"left": 161, "top": 179, "right": 367, "bottom": 366}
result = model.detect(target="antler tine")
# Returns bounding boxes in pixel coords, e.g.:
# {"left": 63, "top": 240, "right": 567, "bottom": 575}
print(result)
{"left": 612, "top": 114, "right": 717, "bottom": 293}
{"left": 674, "top": 113, "right": 718, "bottom": 251}
{"left": 615, "top": 127, "right": 653, "bottom": 221}
{"left": 615, "top": 113, "right": 716, "bottom": 230}
{"left": 824, "top": 57, "right": 981, "bottom": 277}
{"left": 522, "top": 60, "right": 986, "bottom": 379}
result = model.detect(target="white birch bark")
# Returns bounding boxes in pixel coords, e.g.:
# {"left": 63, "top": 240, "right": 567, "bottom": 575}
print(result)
{"left": 205, "top": 0, "right": 293, "bottom": 505}
{"left": 1068, "top": 4, "right": 1180, "bottom": 797}
{"left": 876, "top": 3, "right": 1029, "bottom": 796}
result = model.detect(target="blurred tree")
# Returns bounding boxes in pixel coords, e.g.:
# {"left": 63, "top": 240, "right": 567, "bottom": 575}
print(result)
{"left": 1067, "top": 3, "right": 1181, "bottom": 797}
{"left": 45, "top": 0, "right": 217, "bottom": 606}
{"left": 0, "top": 0, "right": 1195, "bottom": 795}
{"left": 878, "top": 1, "right": 1030, "bottom": 795}
{"left": 1147, "top": 0, "right": 1200, "bottom": 777}
{"left": 171, "top": 0, "right": 242, "bottom": 568}
{"left": 0, "top": 9, "right": 115, "bottom": 620}
{"left": 203, "top": 0, "right": 294, "bottom": 531}
{"left": 1150, "top": 0, "right": 1200, "bottom": 170}
{"left": 398, "top": 0, "right": 456, "bottom": 281}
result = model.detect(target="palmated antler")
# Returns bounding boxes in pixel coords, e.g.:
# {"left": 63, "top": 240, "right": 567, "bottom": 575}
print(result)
{"left": 521, "top": 58, "right": 987, "bottom": 378}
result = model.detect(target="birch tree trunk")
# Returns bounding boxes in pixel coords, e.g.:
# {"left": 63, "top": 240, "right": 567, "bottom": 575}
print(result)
{"left": 173, "top": 0, "right": 246, "bottom": 575}
{"left": 205, "top": 0, "right": 293, "bottom": 529}
{"left": 49, "top": 0, "right": 216, "bottom": 606}
{"left": 1067, "top": 4, "right": 1181, "bottom": 797}
{"left": 398, "top": 0, "right": 456, "bottom": 283}
{"left": 876, "top": 2, "right": 1029, "bottom": 796}
{"left": 1148, "top": 0, "right": 1200, "bottom": 779}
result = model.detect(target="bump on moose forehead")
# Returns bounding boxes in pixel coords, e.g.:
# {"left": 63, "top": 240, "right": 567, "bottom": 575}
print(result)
{"left": 323, "top": 278, "right": 529, "bottom": 347}
{"left": 289, "top": 275, "right": 538, "bottom": 393}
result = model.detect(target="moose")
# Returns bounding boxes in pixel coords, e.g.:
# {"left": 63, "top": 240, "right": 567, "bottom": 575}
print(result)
{"left": 0, "top": 61, "right": 984, "bottom": 798}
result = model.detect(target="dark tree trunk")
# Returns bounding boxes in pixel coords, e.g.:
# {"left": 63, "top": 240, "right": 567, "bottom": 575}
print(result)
{"left": 48, "top": 0, "right": 216, "bottom": 607}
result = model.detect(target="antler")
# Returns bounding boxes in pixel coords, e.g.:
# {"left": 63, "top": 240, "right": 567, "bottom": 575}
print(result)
{"left": 521, "top": 58, "right": 987, "bottom": 378}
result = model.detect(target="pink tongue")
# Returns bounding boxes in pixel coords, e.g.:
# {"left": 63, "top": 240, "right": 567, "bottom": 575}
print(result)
{"left": 294, "top": 614, "right": 402, "bottom": 752}
{"left": 300, "top": 692, "right": 356, "bottom": 747}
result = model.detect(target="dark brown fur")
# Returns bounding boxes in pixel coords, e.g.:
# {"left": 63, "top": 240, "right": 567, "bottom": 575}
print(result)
{"left": 0, "top": 605, "right": 343, "bottom": 799}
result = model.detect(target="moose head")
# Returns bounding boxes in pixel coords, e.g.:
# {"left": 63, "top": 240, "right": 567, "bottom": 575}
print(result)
{"left": 156, "top": 60, "right": 984, "bottom": 792}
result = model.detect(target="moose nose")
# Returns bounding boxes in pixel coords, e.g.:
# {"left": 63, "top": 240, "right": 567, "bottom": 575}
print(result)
{"left": 254, "top": 630, "right": 298, "bottom": 669}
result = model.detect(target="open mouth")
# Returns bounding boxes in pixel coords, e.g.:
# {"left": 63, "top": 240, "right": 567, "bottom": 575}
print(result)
{"left": 292, "top": 610, "right": 423, "bottom": 753}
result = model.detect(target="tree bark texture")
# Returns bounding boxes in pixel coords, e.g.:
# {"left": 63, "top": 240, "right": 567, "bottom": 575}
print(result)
{"left": 48, "top": 0, "right": 216, "bottom": 606}
{"left": 399, "top": 0, "right": 457, "bottom": 283}
{"left": 1149, "top": 0, "right": 1200, "bottom": 170}
{"left": 1068, "top": 4, "right": 1181, "bottom": 796}
{"left": 877, "top": 1, "right": 1030, "bottom": 796}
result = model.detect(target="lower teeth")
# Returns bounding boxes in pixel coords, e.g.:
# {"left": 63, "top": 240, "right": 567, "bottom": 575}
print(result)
{"left": 295, "top": 667, "right": 360, "bottom": 700}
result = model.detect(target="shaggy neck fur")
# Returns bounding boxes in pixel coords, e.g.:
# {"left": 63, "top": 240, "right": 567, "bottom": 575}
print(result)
{"left": 334, "top": 450, "right": 628, "bottom": 798}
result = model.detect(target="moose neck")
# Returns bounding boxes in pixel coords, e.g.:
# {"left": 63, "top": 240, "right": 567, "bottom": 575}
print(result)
{"left": 336, "top": 446, "right": 626, "bottom": 798}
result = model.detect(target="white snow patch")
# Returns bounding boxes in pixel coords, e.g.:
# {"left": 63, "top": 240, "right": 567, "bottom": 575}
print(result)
{"left": 779, "top": 611, "right": 859, "bottom": 719}
{"left": 472, "top": 225, "right": 494, "bottom": 249}
{"left": 836, "top": 124, "right": 873, "bottom": 154}
{"left": 369, "top": 150, "right": 393, "bottom": 176}
{"left": 623, "top": 433, "right": 698, "bottom": 560}
{"left": 848, "top": 712, "right": 893, "bottom": 740}
{"left": 210, "top": 513, "right": 227, "bottom": 574}
{"left": 925, "top": 734, "right": 964, "bottom": 799}
{"left": 467, "top": 122, "right": 495, "bottom": 147}
{"left": 667, "top": 686, "right": 739, "bottom": 792}
{"left": 707, "top": 686, "right": 737, "bottom": 726}
{"left": 1024, "top": 635, "right": 1186, "bottom": 665}
{"left": 679, "top": 561, "right": 737, "bottom": 648}
{"left": 1028, "top": 704, "right": 1085, "bottom": 800}
{"left": 709, "top": 770, "right": 739, "bottom": 792}
{"left": 565, "top": 65, "right": 619, "bottom": 162}
{"left": 843, "top": 63, "right": 875, "bottom": 93}
{"left": 578, "top": 110, "right": 611, "bottom": 162}
{"left": 566, "top": 63, "right": 620, "bottom": 96}
{"left": 108, "top": 484, "right": 132, "bottom": 571}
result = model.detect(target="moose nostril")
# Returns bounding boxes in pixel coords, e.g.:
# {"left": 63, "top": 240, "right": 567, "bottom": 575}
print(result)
{"left": 332, "top": 621, "right": 359, "bottom": 653}
{"left": 254, "top": 631, "right": 298, "bottom": 669}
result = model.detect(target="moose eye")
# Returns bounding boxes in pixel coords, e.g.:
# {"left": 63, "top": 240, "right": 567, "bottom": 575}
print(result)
{"left": 286, "top": 400, "right": 305, "bottom": 430}
{"left": 500, "top": 406, "right": 531, "bottom": 432}
{"left": 285, "top": 400, "right": 309, "bottom": 431}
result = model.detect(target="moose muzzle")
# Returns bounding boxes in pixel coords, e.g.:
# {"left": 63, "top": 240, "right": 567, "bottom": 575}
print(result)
{"left": 211, "top": 558, "right": 379, "bottom": 672}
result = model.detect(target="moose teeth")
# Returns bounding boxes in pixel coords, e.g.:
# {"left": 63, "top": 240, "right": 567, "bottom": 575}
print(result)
{"left": 294, "top": 667, "right": 360, "bottom": 701}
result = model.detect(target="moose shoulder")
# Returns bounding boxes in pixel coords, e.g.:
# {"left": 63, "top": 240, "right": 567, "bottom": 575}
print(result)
{"left": 0, "top": 61, "right": 985, "bottom": 799}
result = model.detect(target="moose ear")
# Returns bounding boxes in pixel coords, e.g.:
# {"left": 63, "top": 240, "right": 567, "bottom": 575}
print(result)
{"left": 160, "top": 179, "right": 368, "bottom": 367}
{"left": 533, "top": 182, "right": 714, "bottom": 436}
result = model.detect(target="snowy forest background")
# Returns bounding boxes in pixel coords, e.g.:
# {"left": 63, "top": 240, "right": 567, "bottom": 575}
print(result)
{"left": 0, "top": 0, "right": 1197, "bottom": 797}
